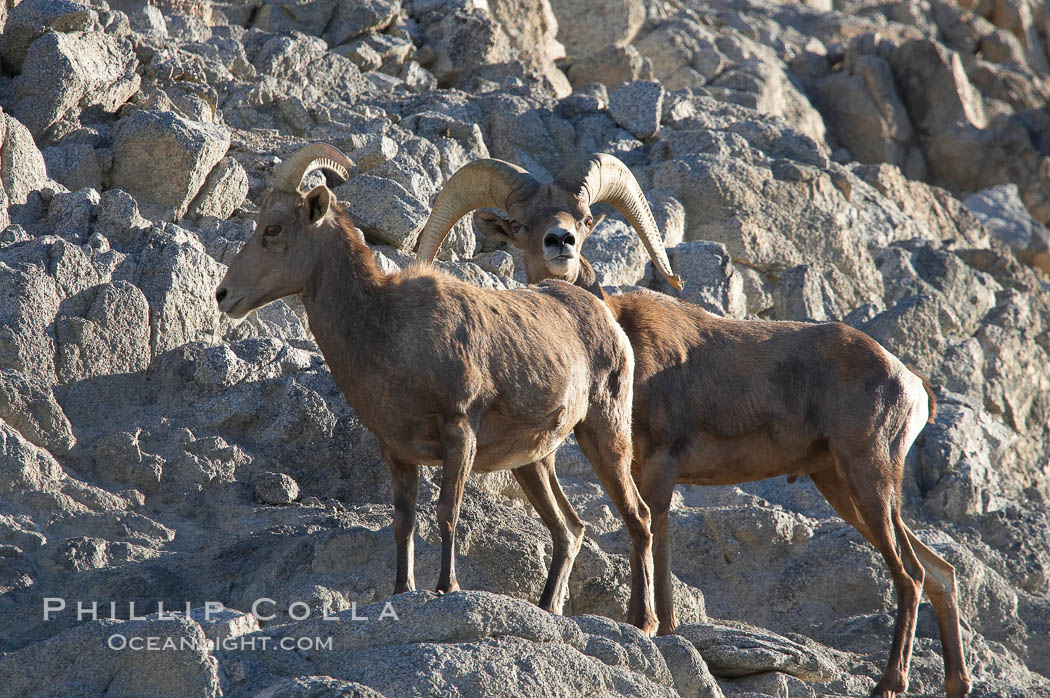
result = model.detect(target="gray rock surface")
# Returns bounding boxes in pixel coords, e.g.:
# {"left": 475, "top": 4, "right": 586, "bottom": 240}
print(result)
{"left": 110, "top": 110, "right": 230, "bottom": 221}
{"left": 1, "top": 112, "right": 50, "bottom": 207}
{"left": 0, "top": 0, "right": 1048, "bottom": 696}
{"left": 11, "top": 30, "right": 139, "bottom": 139}
{"left": 965, "top": 184, "right": 1050, "bottom": 273}
{"left": 335, "top": 175, "right": 428, "bottom": 250}
{"left": 0, "top": 0, "right": 99, "bottom": 73}
{"left": 609, "top": 79, "right": 664, "bottom": 139}
{"left": 255, "top": 471, "right": 300, "bottom": 505}
{"left": 548, "top": 0, "right": 643, "bottom": 58}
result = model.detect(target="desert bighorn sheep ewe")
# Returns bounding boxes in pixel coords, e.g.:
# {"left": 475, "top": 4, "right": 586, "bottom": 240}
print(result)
{"left": 214, "top": 144, "right": 658, "bottom": 635}
{"left": 416, "top": 154, "right": 972, "bottom": 698}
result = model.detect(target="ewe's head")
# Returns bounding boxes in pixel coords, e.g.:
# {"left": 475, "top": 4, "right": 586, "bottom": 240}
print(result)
{"left": 215, "top": 144, "right": 351, "bottom": 319}
{"left": 417, "top": 154, "right": 682, "bottom": 289}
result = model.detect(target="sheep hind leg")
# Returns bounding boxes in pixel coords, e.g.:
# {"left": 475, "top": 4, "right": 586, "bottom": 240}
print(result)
{"left": 435, "top": 414, "right": 476, "bottom": 595}
{"left": 574, "top": 415, "right": 657, "bottom": 637}
{"left": 817, "top": 454, "right": 924, "bottom": 698}
{"left": 814, "top": 467, "right": 971, "bottom": 697}
{"left": 902, "top": 525, "right": 972, "bottom": 698}
{"left": 547, "top": 455, "right": 587, "bottom": 615}
{"left": 513, "top": 453, "right": 584, "bottom": 615}
{"left": 385, "top": 452, "right": 419, "bottom": 595}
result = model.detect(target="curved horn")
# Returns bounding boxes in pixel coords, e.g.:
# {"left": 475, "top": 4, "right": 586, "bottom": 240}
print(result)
{"left": 273, "top": 143, "right": 352, "bottom": 193}
{"left": 571, "top": 154, "right": 683, "bottom": 290}
{"left": 416, "top": 159, "right": 539, "bottom": 263}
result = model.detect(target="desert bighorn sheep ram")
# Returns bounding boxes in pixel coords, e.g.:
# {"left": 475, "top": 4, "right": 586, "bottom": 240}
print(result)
{"left": 416, "top": 154, "right": 972, "bottom": 698}
{"left": 214, "top": 144, "right": 658, "bottom": 635}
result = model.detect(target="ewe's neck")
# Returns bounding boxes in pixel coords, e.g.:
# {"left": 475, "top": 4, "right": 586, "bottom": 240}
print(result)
{"left": 299, "top": 216, "right": 389, "bottom": 376}
{"left": 573, "top": 256, "right": 609, "bottom": 302}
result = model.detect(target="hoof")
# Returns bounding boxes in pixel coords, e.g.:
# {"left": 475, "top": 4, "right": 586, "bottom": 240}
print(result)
{"left": 872, "top": 669, "right": 907, "bottom": 698}
{"left": 946, "top": 674, "right": 972, "bottom": 698}
{"left": 633, "top": 615, "right": 658, "bottom": 638}
{"left": 435, "top": 581, "right": 461, "bottom": 595}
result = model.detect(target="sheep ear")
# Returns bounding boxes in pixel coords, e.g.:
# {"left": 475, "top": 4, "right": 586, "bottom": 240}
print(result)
{"left": 305, "top": 186, "right": 331, "bottom": 226}
{"left": 473, "top": 210, "right": 518, "bottom": 246}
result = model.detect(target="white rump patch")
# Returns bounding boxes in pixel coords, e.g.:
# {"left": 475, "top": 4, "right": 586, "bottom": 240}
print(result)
{"left": 899, "top": 369, "right": 929, "bottom": 461}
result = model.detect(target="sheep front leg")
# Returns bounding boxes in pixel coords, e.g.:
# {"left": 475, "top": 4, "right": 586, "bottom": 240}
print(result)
{"left": 638, "top": 450, "right": 679, "bottom": 636}
{"left": 385, "top": 453, "right": 419, "bottom": 594}
{"left": 436, "top": 415, "right": 476, "bottom": 594}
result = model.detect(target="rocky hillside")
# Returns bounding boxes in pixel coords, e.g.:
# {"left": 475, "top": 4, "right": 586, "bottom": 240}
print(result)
{"left": 1, "top": 0, "right": 1049, "bottom": 695}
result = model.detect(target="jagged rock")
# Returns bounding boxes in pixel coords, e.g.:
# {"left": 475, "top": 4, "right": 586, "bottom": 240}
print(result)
{"left": 0, "top": 616, "right": 221, "bottom": 698}
{"left": 1, "top": 112, "right": 50, "bottom": 207}
{"left": 548, "top": 0, "right": 643, "bottom": 58}
{"left": 655, "top": 634, "right": 725, "bottom": 698}
{"left": 95, "top": 188, "right": 151, "bottom": 246}
{"left": 588, "top": 215, "right": 652, "bottom": 286}
{"left": 609, "top": 80, "right": 664, "bottom": 139}
{"left": 650, "top": 241, "right": 747, "bottom": 318}
{"left": 858, "top": 294, "right": 954, "bottom": 376}
{"left": 487, "top": 0, "right": 572, "bottom": 97}
{"left": 187, "top": 606, "right": 260, "bottom": 646}
{"left": 42, "top": 143, "right": 103, "bottom": 192}
{"left": 964, "top": 184, "right": 1050, "bottom": 273}
{"left": 890, "top": 38, "right": 987, "bottom": 135}
{"left": 109, "top": 110, "right": 231, "bottom": 221}
{"left": 401, "top": 60, "right": 439, "bottom": 93}
{"left": 0, "top": 369, "right": 76, "bottom": 455}
{"left": 108, "top": 0, "right": 169, "bottom": 38}
{"left": 334, "top": 175, "right": 428, "bottom": 250}
{"left": 53, "top": 281, "right": 152, "bottom": 384}
{"left": 0, "top": 237, "right": 113, "bottom": 383}
{"left": 422, "top": 8, "right": 513, "bottom": 86}
{"left": 43, "top": 188, "right": 99, "bottom": 243}
{"left": 225, "top": 591, "right": 678, "bottom": 696}
{"left": 770, "top": 264, "right": 839, "bottom": 322}
{"left": 249, "top": 0, "right": 339, "bottom": 37}
{"left": 92, "top": 429, "right": 165, "bottom": 493}
{"left": 471, "top": 250, "right": 515, "bottom": 277}
{"left": 647, "top": 189, "right": 686, "bottom": 249}
{"left": 325, "top": 0, "right": 400, "bottom": 47}
{"left": 256, "top": 677, "right": 384, "bottom": 698}
{"left": 634, "top": 18, "right": 719, "bottom": 89}
{"left": 11, "top": 30, "right": 139, "bottom": 140}
{"left": 719, "top": 671, "right": 819, "bottom": 697}
{"left": 650, "top": 134, "right": 886, "bottom": 316}
{"left": 0, "top": 1, "right": 1048, "bottom": 695}
{"left": 918, "top": 391, "right": 1017, "bottom": 521}
{"left": 677, "top": 620, "right": 839, "bottom": 681}
{"left": 254, "top": 471, "right": 300, "bottom": 505}
{"left": 814, "top": 53, "right": 926, "bottom": 180}
{"left": 0, "top": 0, "right": 99, "bottom": 73}
{"left": 568, "top": 44, "right": 653, "bottom": 90}
{"left": 852, "top": 163, "right": 990, "bottom": 248}
{"left": 126, "top": 225, "right": 226, "bottom": 356}
{"left": 872, "top": 240, "right": 999, "bottom": 337}
{"left": 187, "top": 156, "right": 249, "bottom": 220}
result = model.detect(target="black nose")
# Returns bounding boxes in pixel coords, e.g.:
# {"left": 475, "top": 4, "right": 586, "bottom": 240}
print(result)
{"left": 544, "top": 231, "right": 575, "bottom": 247}
{"left": 215, "top": 287, "right": 227, "bottom": 304}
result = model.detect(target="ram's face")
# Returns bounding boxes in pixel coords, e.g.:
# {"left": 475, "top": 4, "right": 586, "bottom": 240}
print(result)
{"left": 471, "top": 189, "right": 595, "bottom": 284}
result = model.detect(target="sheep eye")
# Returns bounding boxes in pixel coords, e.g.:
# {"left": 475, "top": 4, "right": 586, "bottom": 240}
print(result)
{"left": 584, "top": 216, "right": 594, "bottom": 228}
{"left": 510, "top": 221, "right": 521, "bottom": 234}
{"left": 264, "top": 225, "right": 282, "bottom": 237}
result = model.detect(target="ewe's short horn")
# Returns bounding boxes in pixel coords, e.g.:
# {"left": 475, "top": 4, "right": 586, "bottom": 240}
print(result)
{"left": 273, "top": 143, "right": 352, "bottom": 193}
{"left": 569, "top": 154, "right": 683, "bottom": 290}
{"left": 416, "top": 159, "right": 539, "bottom": 263}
